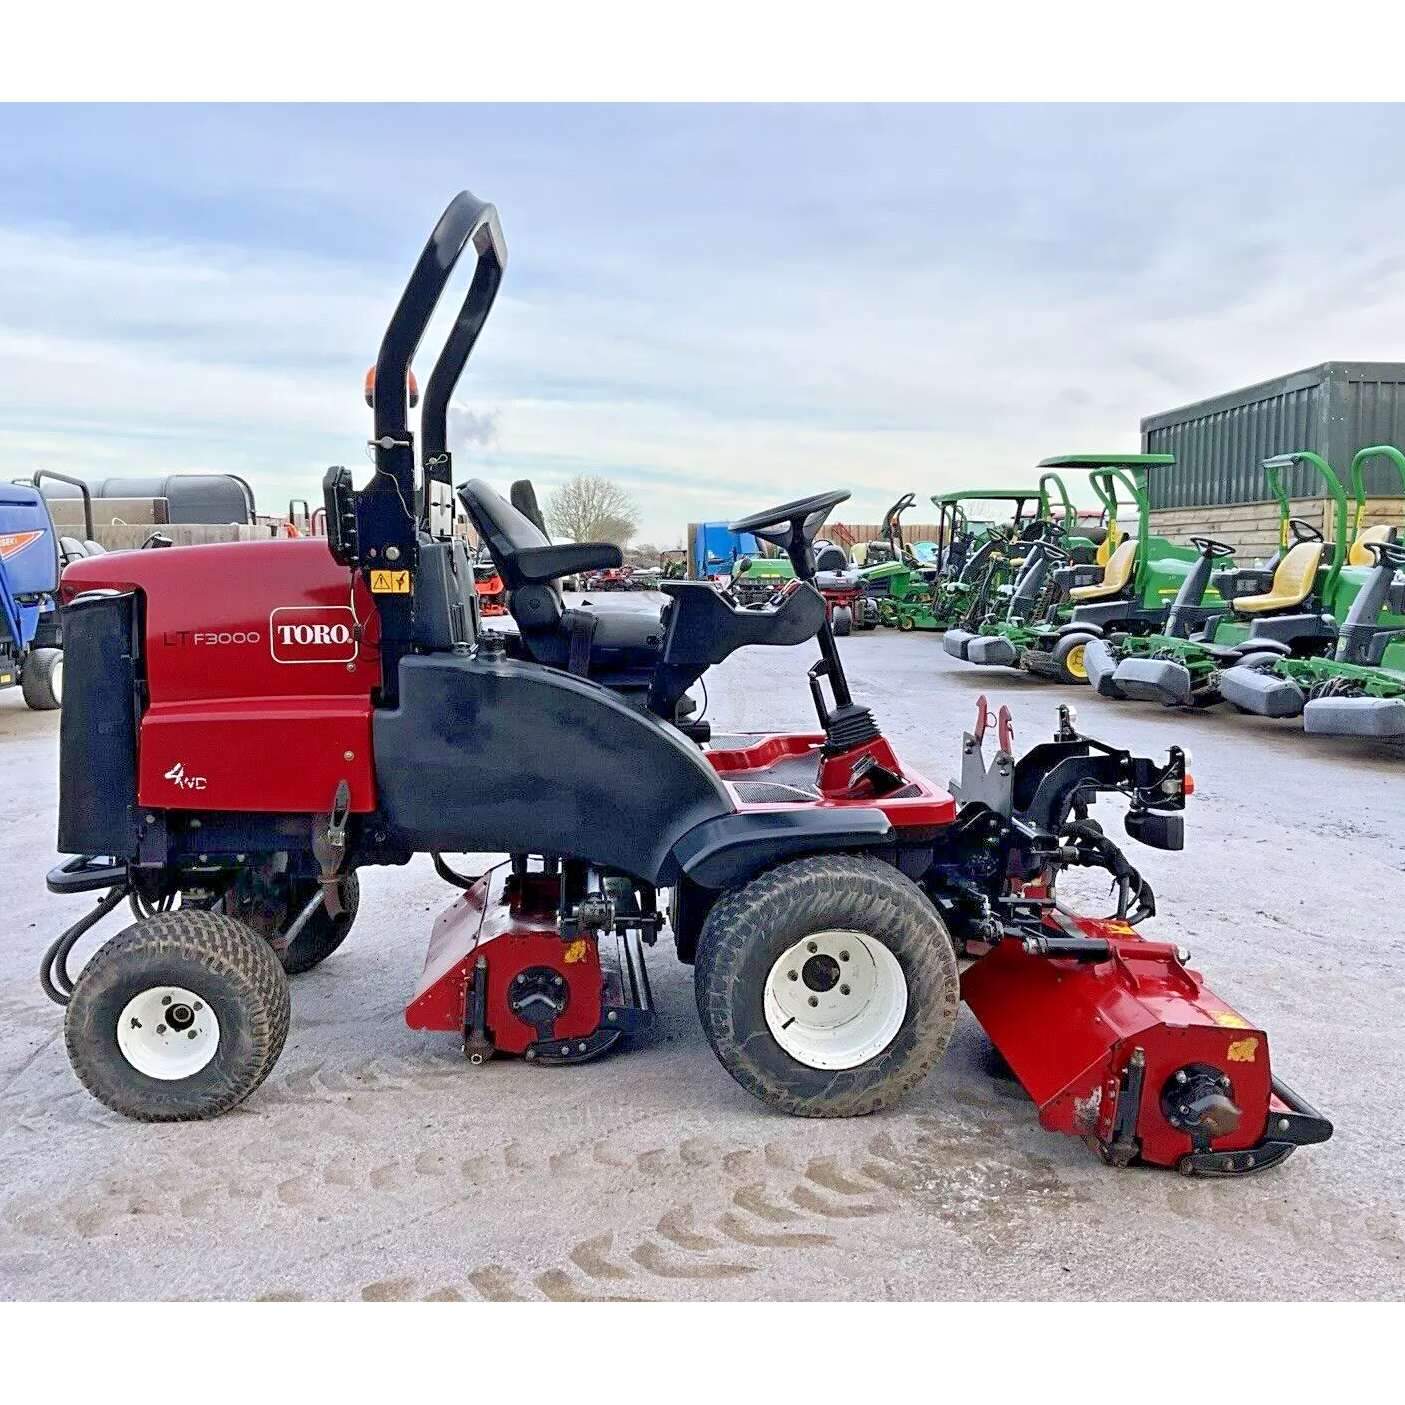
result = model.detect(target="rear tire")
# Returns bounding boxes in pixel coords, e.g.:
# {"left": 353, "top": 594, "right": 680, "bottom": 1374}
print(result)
{"left": 831, "top": 605, "right": 853, "bottom": 636}
{"left": 694, "top": 854, "right": 960, "bottom": 1117}
{"left": 281, "top": 873, "right": 360, "bottom": 975}
{"left": 64, "top": 910, "right": 290, "bottom": 1121}
{"left": 21, "top": 647, "right": 62, "bottom": 710}
{"left": 898, "top": 614, "right": 915, "bottom": 632}
{"left": 1053, "top": 633, "right": 1092, "bottom": 685}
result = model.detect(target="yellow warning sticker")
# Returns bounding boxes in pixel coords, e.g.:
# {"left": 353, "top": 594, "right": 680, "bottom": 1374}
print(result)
{"left": 562, "top": 939, "right": 588, "bottom": 965}
{"left": 1226, "top": 1036, "right": 1259, "bottom": 1063}
{"left": 1211, "top": 1011, "right": 1251, "bottom": 1029}
{"left": 369, "top": 569, "right": 411, "bottom": 594}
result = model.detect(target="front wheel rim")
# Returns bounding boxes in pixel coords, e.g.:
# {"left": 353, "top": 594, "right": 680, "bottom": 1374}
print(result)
{"left": 117, "top": 985, "right": 221, "bottom": 1080}
{"left": 763, "top": 929, "right": 908, "bottom": 1070}
{"left": 1066, "top": 643, "right": 1087, "bottom": 679}
{"left": 50, "top": 656, "right": 64, "bottom": 704}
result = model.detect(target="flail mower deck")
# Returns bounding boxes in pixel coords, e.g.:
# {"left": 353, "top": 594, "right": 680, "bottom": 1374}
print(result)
{"left": 40, "top": 190, "right": 1330, "bottom": 1176}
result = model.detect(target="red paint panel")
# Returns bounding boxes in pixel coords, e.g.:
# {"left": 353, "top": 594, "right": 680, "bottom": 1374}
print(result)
{"left": 405, "top": 866, "right": 604, "bottom": 1052}
{"left": 137, "top": 696, "right": 375, "bottom": 812}
{"left": 962, "top": 927, "right": 1272, "bottom": 1168}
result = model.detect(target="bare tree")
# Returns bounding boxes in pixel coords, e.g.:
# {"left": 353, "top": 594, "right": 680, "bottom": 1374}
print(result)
{"left": 544, "top": 475, "right": 642, "bottom": 546}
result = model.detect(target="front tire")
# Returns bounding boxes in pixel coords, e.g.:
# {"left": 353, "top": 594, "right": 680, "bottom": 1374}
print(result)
{"left": 64, "top": 910, "right": 290, "bottom": 1121}
{"left": 1053, "top": 633, "right": 1093, "bottom": 685}
{"left": 831, "top": 604, "right": 853, "bottom": 636}
{"left": 21, "top": 647, "right": 63, "bottom": 710}
{"left": 694, "top": 855, "right": 960, "bottom": 1117}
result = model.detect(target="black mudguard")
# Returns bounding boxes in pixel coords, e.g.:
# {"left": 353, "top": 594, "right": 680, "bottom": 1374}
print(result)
{"left": 373, "top": 654, "right": 734, "bottom": 882}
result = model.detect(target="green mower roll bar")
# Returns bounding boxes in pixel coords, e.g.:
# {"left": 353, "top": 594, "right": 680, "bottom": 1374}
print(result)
{"left": 1349, "top": 444, "right": 1405, "bottom": 539}
{"left": 1037, "top": 454, "right": 1168, "bottom": 572}
{"left": 1261, "top": 451, "right": 1349, "bottom": 599}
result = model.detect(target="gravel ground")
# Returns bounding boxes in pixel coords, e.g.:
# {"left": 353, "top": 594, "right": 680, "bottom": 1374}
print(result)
{"left": 1, "top": 631, "right": 1402, "bottom": 1301}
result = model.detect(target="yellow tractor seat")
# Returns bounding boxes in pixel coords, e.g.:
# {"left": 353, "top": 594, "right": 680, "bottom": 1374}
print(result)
{"left": 850, "top": 542, "right": 869, "bottom": 566}
{"left": 1069, "top": 538, "right": 1137, "bottom": 601}
{"left": 1233, "top": 541, "right": 1323, "bottom": 613}
{"left": 1347, "top": 523, "right": 1392, "bottom": 567}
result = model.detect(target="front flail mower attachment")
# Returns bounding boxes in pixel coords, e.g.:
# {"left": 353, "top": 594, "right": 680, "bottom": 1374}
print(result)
{"left": 952, "top": 699, "right": 1332, "bottom": 1175}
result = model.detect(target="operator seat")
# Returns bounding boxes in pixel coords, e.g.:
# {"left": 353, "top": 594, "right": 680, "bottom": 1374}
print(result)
{"left": 1068, "top": 537, "right": 1137, "bottom": 602}
{"left": 1348, "top": 523, "right": 1393, "bottom": 567}
{"left": 457, "top": 479, "right": 667, "bottom": 687}
{"left": 1232, "top": 541, "right": 1324, "bottom": 614}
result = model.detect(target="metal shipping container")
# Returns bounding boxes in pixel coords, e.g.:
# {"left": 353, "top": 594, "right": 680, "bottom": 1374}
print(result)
{"left": 1141, "top": 362, "right": 1405, "bottom": 507}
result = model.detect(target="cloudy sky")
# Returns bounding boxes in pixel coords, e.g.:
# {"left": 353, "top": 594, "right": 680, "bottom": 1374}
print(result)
{"left": 4, "top": 103, "right": 1405, "bottom": 543}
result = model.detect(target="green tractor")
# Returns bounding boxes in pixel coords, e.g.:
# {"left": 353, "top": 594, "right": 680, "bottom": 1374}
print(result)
{"left": 862, "top": 487, "right": 1047, "bottom": 631}
{"left": 728, "top": 544, "right": 795, "bottom": 608}
{"left": 943, "top": 457, "right": 1194, "bottom": 681}
{"left": 1215, "top": 445, "right": 1405, "bottom": 735}
{"left": 1090, "top": 449, "right": 1375, "bottom": 709}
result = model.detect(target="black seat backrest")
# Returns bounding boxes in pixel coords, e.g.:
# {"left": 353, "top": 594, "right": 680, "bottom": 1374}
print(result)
{"left": 814, "top": 543, "right": 847, "bottom": 573}
{"left": 458, "top": 480, "right": 622, "bottom": 590}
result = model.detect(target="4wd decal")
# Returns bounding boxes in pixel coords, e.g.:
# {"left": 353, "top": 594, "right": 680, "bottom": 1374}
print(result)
{"left": 163, "top": 762, "right": 207, "bottom": 791}
{"left": 269, "top": 605, "right": 359, "bottom": 665}
{"left": 0, "top": 530, "right": 43, "bottom": 560}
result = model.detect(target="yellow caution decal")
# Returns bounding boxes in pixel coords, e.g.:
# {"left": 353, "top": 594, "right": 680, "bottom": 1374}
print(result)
{"left": 369, "top": 569, "right": 411, "bottom": 594}
{"left": 1211, "top": 1010, "right": 1251, "bottom": 1029}
{"left": 1226, "top": 1037, "right": 1259, "bottom": 1063}
{"left": 562, "top": 939, "right": 589, "bottom": 965}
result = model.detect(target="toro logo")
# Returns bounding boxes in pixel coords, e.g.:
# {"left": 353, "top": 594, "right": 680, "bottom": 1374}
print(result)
{"left": 269, "top": 606, "right": 359, "bottom": 665}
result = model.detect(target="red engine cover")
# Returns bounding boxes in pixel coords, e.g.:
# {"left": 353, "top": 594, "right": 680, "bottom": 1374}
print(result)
{"left": 61, "top": 539, "right": 380, "bottom": 814}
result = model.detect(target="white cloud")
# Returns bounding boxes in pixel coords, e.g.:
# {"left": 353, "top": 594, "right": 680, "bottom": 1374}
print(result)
{"left": 7, "top": 115, "right": 1405, "bottom": 546}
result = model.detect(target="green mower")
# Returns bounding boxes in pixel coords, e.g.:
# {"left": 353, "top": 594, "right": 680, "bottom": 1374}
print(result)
{"left": 944, "top": 456, "right": 1201, "bottom": 682}
{"left": 1089, "top": 449, "right": 1363, "bottom": 708}
{"left": 1216, "top": 445, "right": 1405, "bottom": 735}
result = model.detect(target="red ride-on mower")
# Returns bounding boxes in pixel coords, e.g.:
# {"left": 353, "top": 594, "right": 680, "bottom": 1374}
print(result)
{"left": 41, "top": 192, "right": 1331, "bottom": 1176}
{"left": 813, "top": 539, "right": 870, "bottom": 635}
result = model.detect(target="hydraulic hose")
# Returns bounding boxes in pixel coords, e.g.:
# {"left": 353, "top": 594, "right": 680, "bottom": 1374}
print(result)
{"left": 39, "top": 884, "right": 130, "bottom": 1006}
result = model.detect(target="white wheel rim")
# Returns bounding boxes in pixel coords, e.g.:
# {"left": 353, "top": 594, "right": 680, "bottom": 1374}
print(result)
{"left": 51, "top": 657, "right": 63, "bottom": 704}
{"left": 116, "top": 986, "right": 220, "bottom": 1080}
{"left": 763, "top": 929, "right": 908, "bottom": 1070}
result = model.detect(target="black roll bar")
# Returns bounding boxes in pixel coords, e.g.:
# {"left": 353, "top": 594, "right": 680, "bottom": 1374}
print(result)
{"left": 32, "top": 469, "right": 96, "bottom": 541}
{"left": 369, "top": 191, "right": 506, "bottom": 537}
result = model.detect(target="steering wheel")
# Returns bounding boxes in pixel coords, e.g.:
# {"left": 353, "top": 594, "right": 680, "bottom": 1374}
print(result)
{"left": 730, "top": 490, "right": 851, "bottom": 541}
{"left": 1287, "top": 518, "right": 1323, "bottom": 545}
{"left": 1188, "top": 535, "right": 1235, "bottom": 559}
{"left": 1363, "top": 538, "right": 1405, "bottom": 571}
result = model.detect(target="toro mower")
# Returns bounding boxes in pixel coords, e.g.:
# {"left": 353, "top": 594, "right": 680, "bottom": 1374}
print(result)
{"left": 1, "top": 470, "right": 105, "bottom": 709}
{"left": 1216, "top": 446, "right": 1405, "bottom": 735}
{"left": 812, "top": 539, "right": 872, "bottom": 635}
{"left": 39, "top": 191, "right": 1330, "bottom": 1177}
{"left": 1096, "top": 451, "right": 1358, "bottom": 709}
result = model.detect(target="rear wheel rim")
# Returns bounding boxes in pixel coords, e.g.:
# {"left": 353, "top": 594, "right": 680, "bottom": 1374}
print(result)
{"left": 50, "top": 656, "right": 64, "bottom": 704}
{"left": 763, "top": 929, "right": 908, "bottom": 1070}
{"left": 117, "top": 985, "right": 221, "bottom": 1080}
{"left": 1066, "top": 643, "right": 1087, "bottom": 679}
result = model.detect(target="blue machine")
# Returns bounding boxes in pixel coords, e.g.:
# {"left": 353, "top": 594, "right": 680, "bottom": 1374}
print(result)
{"left": 690, "top": 520, "right": 760, "bottom": 580}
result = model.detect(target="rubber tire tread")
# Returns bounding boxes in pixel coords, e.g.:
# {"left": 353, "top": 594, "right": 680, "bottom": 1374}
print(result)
{"left": 831, "top": 606, "right": 852, "bottom": 636}
{"left": 694, "top": 853, "right": 960, "bottom": 1118}
{"left": 64, "top": 910, "right": 290, "bottom": 1122}
{"left": 1053, "top": 632, "right": 1092, "bottom": 686}
{"left": 282, "top": 872, "right": 360, "bottom": 975}
{"left": 21, "top": 647, "right": 62, "bottom": 710}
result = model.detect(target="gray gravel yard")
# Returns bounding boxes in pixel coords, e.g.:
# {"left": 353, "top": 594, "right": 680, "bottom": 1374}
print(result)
{"left": 1, "top": 632, "right": 1402, "bottom": 1301}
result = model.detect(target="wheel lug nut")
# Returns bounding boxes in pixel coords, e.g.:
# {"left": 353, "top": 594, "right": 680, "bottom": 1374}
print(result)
{"left": 839, "top": 951, "right": 850, "bottom": 962}
{"left": 161, "top": 995, "right": 172, "bottom": 1006}
{"left": 787, "top": 970, "right": 798, "bottom": 981}
{"left": 193, "top": 1002, "right": 203, "bottom": 1012}
{"left": 840, "top": 984, "right": 850, "bottom": 995}
{"left": 156, "top": 1025, "right": 167, "bottom": 1035}
{"left": 187, "top": 1030, "right": 198, "bottom": 1040}
{"left": 806, "top": 942, "right": 817, "bottom": 953}
{"left": 808, "top": 996, "right": 818, "bottom": 1007}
